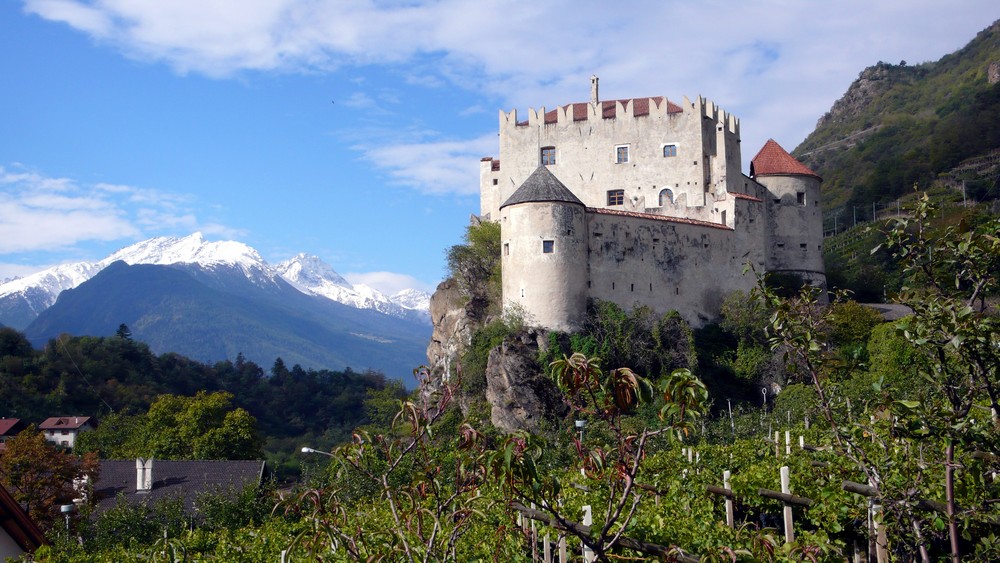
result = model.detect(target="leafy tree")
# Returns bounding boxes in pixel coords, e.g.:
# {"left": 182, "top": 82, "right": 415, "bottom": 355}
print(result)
{"left": 144, "top": 391, "right": 264, "bottom": 460}
{"left": 78, "top": 392, "right": 264, "bottom": 460}
{"left": 0, "top": 425, "right": 100, "bottom": 532}
{"left": 874, "top": 194, "right": 1000, "bottom": 561}
{"left": 446, "top": 220, "right": 501, "bottom": 315}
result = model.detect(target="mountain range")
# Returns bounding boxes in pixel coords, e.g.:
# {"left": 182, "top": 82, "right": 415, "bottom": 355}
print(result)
{"left": 0, "top": 233, "right": 432, "bottom": 380}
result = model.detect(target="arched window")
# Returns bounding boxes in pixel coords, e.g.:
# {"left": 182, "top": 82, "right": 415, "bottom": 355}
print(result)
{"left": 658, "top": 188, "right": 674, "bottom": 206}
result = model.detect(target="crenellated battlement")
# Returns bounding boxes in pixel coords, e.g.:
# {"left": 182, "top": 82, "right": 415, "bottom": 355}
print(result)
{"left": 499, "top": 93, "right": 739, "bottom": 137}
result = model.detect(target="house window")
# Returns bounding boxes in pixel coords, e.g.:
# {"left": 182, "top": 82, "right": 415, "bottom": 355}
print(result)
{"left": 797, "top": 192, "right": 805, "bottom": 205}
{"left": 663, "top": 144, "right": 678, "bottom": 157}
{"left": 615, "top": 145, "right": 630, "bottom": 163}
{"left": 542, "top": 240, "right": 554, "bottom": 253}
{"left": 658, "top": 188, "right": 673, "bottom": 206}
{"left": 541, "top": 146, "right": 556, "bottom": 165}
{"left": 607, "top": 189, "right": 624, "bottom": 206}
{"left": 61, "top": 430, "right": 69, "bottom": 435}
{"left": 61, "top": 441, "right": 69, "bottom": 447}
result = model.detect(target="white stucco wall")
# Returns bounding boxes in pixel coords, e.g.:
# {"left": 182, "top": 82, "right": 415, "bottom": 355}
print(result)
{"left": 0, "top": 529, "right": 24, "bottom": 561}
{"left": 481, "top": 95, "right": 742, "bottom": 221}
{"left": 501, "top": 201, "right": 588, "bottom": 332}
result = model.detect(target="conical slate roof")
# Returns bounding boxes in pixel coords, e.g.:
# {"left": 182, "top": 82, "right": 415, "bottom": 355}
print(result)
{"left": 500, "top": 166, "right": 585, "bottom": 209}
{"left": 750, "top": 139, "right": 821, "bottom": 181}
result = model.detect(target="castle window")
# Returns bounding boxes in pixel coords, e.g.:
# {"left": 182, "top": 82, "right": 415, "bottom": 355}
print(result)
{"left": 615, "top": 145, "right": 630, "bottom": 164}
{"left": 504, "top": 243, "right": 509, "bottom": 256}
{"left": 541, "top": 146, "right": 556, "bottom": 165}
{"left": 542, "top": 240, "right": 554, "bottom": 253}
{"left": 492, "top": 178, "right": 498, "bottom": 185}
{"left": 658, "top": 188, "right": 674, "bottom": 206}
{"left": 607, "top": 189, "right": 624, "bottom": 206}
{"left": 800, "top": 243, "right": 807, "bottom": 249}
{"left": 721, "top": 210, "right": 727, "bottom": 226}
{"left": 663, "top": 144, "right": 677, "bottom": 157}
{"left": 797, "top": 192, "right": 805, "bottom": 205}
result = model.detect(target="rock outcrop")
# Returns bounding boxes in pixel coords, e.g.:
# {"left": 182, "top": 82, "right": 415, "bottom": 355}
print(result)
{"left": 426, "top": 278, "right": 566, "bottom": 432}
{"left": 485, "top": 331, "right": 567, "bottom": 433}
{"left": 426, "top": 278, "right": 479, "bottom": 382}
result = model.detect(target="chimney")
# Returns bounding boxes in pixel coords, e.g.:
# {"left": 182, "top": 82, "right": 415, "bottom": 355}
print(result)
{"left": 136, "top": 458, "right": 153, "bottom": 492}
{"left": 590, "top": 75, "right": 599, "bottom": 105}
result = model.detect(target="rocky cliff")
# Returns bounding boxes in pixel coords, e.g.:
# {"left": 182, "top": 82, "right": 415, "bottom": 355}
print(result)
{"left": 426, "top": 277, "right": 566, "bottom": 432}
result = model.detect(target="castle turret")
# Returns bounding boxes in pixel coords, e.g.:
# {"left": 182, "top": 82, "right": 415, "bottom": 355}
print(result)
{"left": 752, "top": 139, "right": 827, "bottom": 292}
{"left": 499, "top": 166, "right": 587, "bottom": 332}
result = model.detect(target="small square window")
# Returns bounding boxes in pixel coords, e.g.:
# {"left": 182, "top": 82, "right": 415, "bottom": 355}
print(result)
{"left": 663, "top": 144, "right": 677, "bottom": 157}
{"left": 542, "top": 240, "right": 554, "bottom": 253}
{"left": 541, "top": 146, "right": 556, "bottom": 165}
{"left": 492, "top": 178, "right": 498, "bottom": 185}
{"left": 607, "top": 189, "right": 624, "bottom": 206}
{"left": 615, "top": 145, "right": 630, "bottom": 163}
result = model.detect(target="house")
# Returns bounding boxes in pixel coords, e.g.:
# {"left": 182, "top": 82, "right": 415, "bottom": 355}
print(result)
{"left": 0, "top": 418, "right": 27, "bottom": 453}
{"left": 93, "top": 458, "right": 266, "bottom": 514}
{"left": 0, "top": 483, "right": 46, "bottom": 560}
{"left": 479, "top": 77, "right": 825, "bottom": 331}
{"left": 38, "top": 416, "right": 95, "bottom": 450}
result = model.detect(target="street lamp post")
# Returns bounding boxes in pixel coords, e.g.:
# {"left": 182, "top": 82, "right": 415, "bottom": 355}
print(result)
{"left": 300, "top": 446, "right": 334, "bottom": 457}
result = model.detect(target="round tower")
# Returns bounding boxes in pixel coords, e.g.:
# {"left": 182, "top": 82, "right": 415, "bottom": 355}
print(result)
{"left": 752, "top": 139, "right": 827, "bottom": 293}
{"left": 499, "top": 166, "right": 588, "bottom": 332}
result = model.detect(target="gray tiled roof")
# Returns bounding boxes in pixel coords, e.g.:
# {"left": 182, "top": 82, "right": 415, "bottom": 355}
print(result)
{"left": 94, "top": 459, "right": 265, "bottom": 514}
{"left": 500, "top": 166, "right": 584, "bottom": 209}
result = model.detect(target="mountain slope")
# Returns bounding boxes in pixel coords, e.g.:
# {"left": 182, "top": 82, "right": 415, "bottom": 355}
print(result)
{"left": 24, "top": 261, "right": 430, "bottom": 378}
{"left": 0, "top": 233, "right": 430, "bottom": 330}
{"left": 795, "top": 19, "right": 1000, "bottom": 211}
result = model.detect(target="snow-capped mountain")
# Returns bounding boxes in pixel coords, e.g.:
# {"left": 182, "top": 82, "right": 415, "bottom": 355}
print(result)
{"left": 276, "top": 253, "right": 431, "bottom": 322}
{"left": 0, "top": 233, "right": 431, "bottom": 330}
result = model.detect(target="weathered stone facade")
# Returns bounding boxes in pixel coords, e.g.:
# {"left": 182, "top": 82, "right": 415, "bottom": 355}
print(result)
{"left": 480, "top": 79, "right": 826, "bottom": 332}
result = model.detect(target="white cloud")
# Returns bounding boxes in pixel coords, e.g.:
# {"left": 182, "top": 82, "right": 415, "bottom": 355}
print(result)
{"left": 344, "top": 271, "right": 435, "bottom": 295}
{"left": 20, "top": 0, "right": 1000, "bottom": 182}
{"left": 355, "top": 133, "right": 496, "bottom": 196}
{"left": 0, "top": 164, "right": 238, "bottom": 254}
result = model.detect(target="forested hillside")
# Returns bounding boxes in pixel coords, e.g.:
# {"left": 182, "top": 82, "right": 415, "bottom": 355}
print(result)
{"left": 0, "top": 328, "right": 405, "bottom": 475}
{"left": 796, "top": 20, "right": 1000, "bottom": 212}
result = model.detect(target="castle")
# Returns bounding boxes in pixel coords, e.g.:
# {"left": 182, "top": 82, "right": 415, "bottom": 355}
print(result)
{"left": 479, "top": 78, "right": 826, "bottom": 332}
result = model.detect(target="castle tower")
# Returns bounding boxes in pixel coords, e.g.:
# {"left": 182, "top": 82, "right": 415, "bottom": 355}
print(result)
{"left": 499, "top": 166, "right": 588, "bottom": 332}
{"left": 752, "top": 139, "right": 827, "bottom": 292}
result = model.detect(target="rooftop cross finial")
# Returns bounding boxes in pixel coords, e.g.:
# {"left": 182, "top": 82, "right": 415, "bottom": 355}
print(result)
{"left": 590, "top": 75, "right": 599, "bottom": 105}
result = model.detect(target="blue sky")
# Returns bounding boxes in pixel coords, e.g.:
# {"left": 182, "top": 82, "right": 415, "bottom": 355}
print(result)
{"left": 2, "top": 1, "right": 998, "bottom": 294}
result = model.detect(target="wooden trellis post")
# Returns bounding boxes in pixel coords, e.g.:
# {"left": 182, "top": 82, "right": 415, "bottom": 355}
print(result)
{"left": 758, "top": 466, "right": 813, "bottom": 544}
{"left": 781, "top": 466, "right": 794, "bottom": 543}
{"left": 706, "top": 470, "right": 737, "bottom": 529}
{"left": 723, "top": 470, "right": 734, "bottom": 528}
{"left": 582, "top": 505, "right": 594, "bottom": 562}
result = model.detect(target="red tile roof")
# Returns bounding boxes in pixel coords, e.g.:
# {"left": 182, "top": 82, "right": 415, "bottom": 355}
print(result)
{"left": 39, "top": 416, "right": 92, "bottom": 430}
{"left": 525, "top": 97, "right": 683, "bottom": 125}
{"left": 751, "top": 139, "right": 821, "bottom": 180}
{"left": 0, "top": 418, "right": 24, "bottom": 436}
{"left": 0, "top": 483, "right": 46, "bottom": 554}
{"left": 731, "top": 192, "right": 763, "bottom": 202}
{"left": 587, "top": 207, "right": 732, "bottom": 231}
